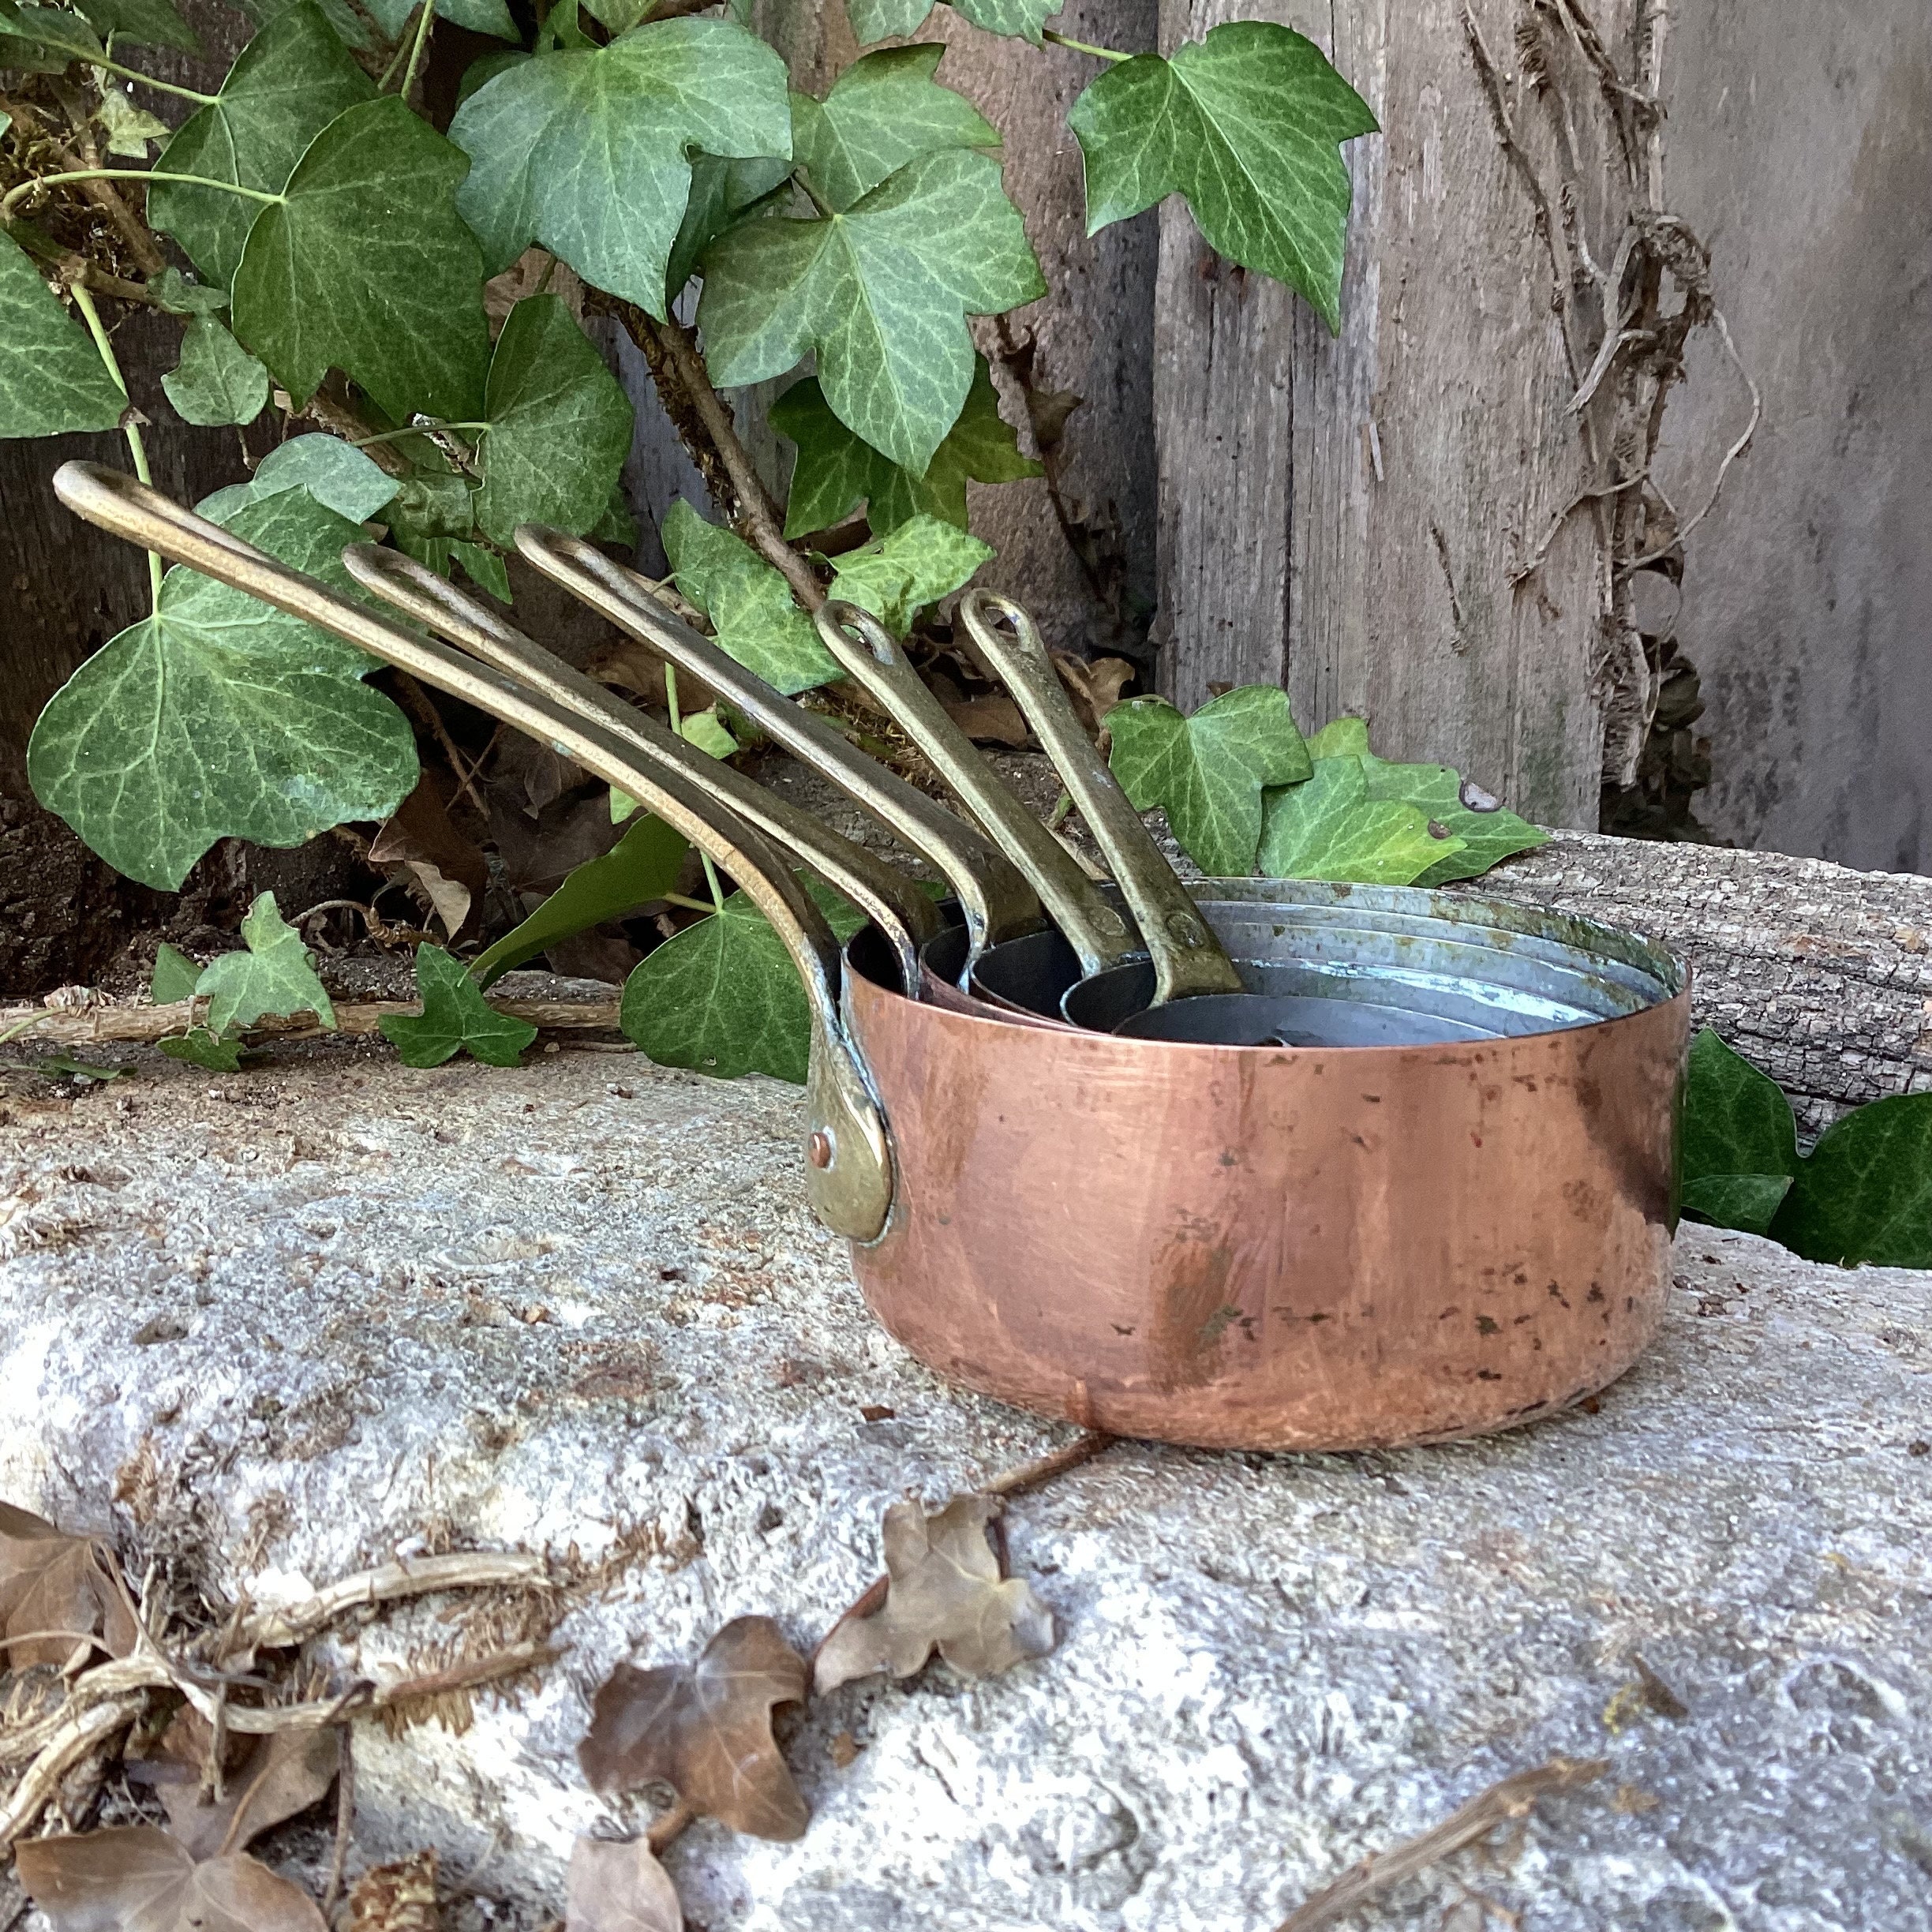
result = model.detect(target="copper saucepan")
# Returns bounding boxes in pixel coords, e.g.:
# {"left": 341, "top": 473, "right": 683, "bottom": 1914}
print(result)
{"left": 54, "top": 462, "right": 1690, "bottom": 1451}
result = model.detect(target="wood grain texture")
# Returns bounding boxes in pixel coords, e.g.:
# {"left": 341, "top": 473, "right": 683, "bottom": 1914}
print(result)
{"left": 1153, "top": 0, "right": 1642, "bottom": 829}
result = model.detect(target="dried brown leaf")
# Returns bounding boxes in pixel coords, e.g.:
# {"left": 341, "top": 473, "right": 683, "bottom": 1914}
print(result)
{"left": 484, "top": 249, "right": 585, "bottom": 332}
{"left": 162, "top": 1727, "right": 341, "bottom": 1861}
{"left": 578, "top": 1616, "right": 809, "bottom": 1840}
{"left": 941, "top": 693, "right": 1031, "bottom": 748}
{"left": 369, "top": 773, "right": 489, "bottom": 941}
{"left": 813, "top": 1495, "right": 1054, "bottom": 1694}
{"left": 346, "top": 1849, "right": 439, "bottom": 1931}
{"left": 15, "top": 1826, "right": 328, "bottom": 1932}
{"left": 564, "top": 1836, "right": 682, "bottom": 1932}
{"left": 1052, "top": 653, "right": 1136, "bottom": 737}
{"left": 0, "top": 1500, "right": 134, "bottom": 1668}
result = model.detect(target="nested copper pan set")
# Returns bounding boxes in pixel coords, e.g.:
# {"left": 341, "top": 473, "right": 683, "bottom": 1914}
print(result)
{"left": 55, "top": 462, "right": 1690, "bottom": 1451}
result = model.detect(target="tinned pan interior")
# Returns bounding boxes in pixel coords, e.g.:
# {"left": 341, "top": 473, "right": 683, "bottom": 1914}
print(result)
{"left": 843, "top": 885, "right": 1689, "bottom": 1452}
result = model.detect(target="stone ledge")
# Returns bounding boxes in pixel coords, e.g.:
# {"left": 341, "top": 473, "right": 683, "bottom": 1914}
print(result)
{"left": 2, "top": 1044, "right": 1929, "bottom": 1930}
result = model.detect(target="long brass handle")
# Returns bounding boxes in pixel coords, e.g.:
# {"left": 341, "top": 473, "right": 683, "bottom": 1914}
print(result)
{"left": 813, "top": 600, "right": 1138, "bottom": 979}
{"left": 51, "top": 462, "right": 892, "bottom": 1242}
{"left": 507, "top": 526, "right": 1045, "bottom": 969}
{"left": 339, "top": 543, "right": 940, "bottom": 993}
{"left": 959, "top": 590, "right": 1244, "bottom": 1006}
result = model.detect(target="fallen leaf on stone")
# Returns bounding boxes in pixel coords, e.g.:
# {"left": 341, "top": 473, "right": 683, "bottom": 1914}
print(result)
{"left": 0, "top": 1499, "right": 135, "bottom": 1667}
{"left": 813, "top": 1495, "right": 1054, "bottom": 1695}
{"left": 346, "top": 1848, "right": 440, "bottom": 1930}
{"left": 14, "top": 1826, "right": 328, "bottom": 1931}
{"left": 162, "top": 1726, "right": 341, "bottom": 1860}
{"left": 564, "top": 1835, "right": 682, "bottom": 1931}
{"left": 578, "top": 1616, "right": 809, "bottom": 1840}
{"left": 942, "top": 692, "right": 1030, "bottom": 747}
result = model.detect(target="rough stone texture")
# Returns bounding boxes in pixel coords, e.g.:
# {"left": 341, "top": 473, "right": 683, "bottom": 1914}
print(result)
{"left": 2, "top": 1039, "right": 1930, "bottom": 1931}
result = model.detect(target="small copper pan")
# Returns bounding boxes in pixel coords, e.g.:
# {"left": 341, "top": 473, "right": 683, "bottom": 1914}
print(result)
{"left": 54, "top": 462, "right": 1690, "bottom": 1451}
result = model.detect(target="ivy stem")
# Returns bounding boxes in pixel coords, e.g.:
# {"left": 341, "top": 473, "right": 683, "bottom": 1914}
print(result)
{"left": 662, "top": 663, "right": 726, "bottom": 915}
{"left": 1, "top": 169, "right": 285, "bottom": 219}
{"left": 70, "top": 279, "right": 162, "bottom": 608}
{"left": 350, "top": 421, "right": 491, "bottom": 447}
{"left": 1041, "top": 28, "right": 1133, "bottom": 61}
{"left": 397, "top": 0, "right": 436, "bottom": 100}
{"left": 88, "top": 53, "right": 218, "bottom": 102}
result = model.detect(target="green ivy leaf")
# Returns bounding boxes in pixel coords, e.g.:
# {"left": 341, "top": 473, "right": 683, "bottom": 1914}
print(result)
{"left": 827, "top": 512, "right": 992, "bottom": 636}
{"left": 75, "top": 0, "right": 197, "bottom": 50}
{"left": 474, "top": 294, "right": 635, "bottom": 548}
{"left": 664, "top": 150, "right": 791, "bottom": 303}
{"left": 698, "top": 147, "right": 1044, "bottom": 476}
{"left": 27, "top": 488, "right": 418, "bottom": 889}
{"left": 197, "top": 433, "right": 400, "bottom": 524}
{"left": 160, "top": 314, "right": 269, "bottom": 426}
{"left": 95, "top": 86, "right": 172, "bottom": 157}
{"left": 1682, "top": 1028, "right": 1799, "bottom": 1189}
{"left": 1069, "top": 22, "right": 1376, "bottom": 329}
{"left": 390, "top": 466, "right": 477, "bottom": 541}
{"left": 661, "top": 499, "right": 837, "bottom": 695}
{"left": 149, "top": 942, "right": 200, "bottom": 1005}
{"left": 150, "top": 3, "right": 377, "bottom": 291}
{"left": 233, "top": 95, "right": 492, "bottom": 424}
{"left": 0, "top": 234, "right": 126, "bottom": 436}
{"left": 381, "top": 944, "right": 538, "bottom": 1066}
{"left": 678, "top": 706, "right": 738, "bottom": 760}
{"left": 450, "top": 16, "right": 792, "bottom": 317}
{"left": 846, "top": 0, "right": 1061, "bottom": 47}
{"left": 1108, "top": 687, "right": 1312, "bottom": 878}
{"left": 1772, "top": 1095, "right": 1932, "bottom": 1269}
{"left": 472, "top": 811, "right": 690, "bottom": 988}
{"left": 234, "top": 0, "right": 373, "bottom": 48}
{"left": 148, "top": 267, "right": 229, "bottom": 315}
{"left": 452, "top": 541, "right": 511, "bottom": 602}
{"left": 1256, "top": 754, "right": 1460, "bottom": 885}
{"left": 0, "top": 5, "right": 104, "bottom": 66}
{"left": 621, "top": 877, "right": 865, "bottom": 1084}
{"left": 197, "top": 892, "right": 335, "bottom": 1033}
{"left": 1681, "top": 1174, "right": 1792, "bottom": 1237}
{"left": 366, "top": 0, "right": 516, "bottom": 41}
{"left": 772, "top": 355, "right": 1036, "bottom": 537}
{"left": 159, "top": 1026, "right": 249, "bottom": 1071}
{"left": 792, "top": 45, "right": 995, "bottom": 214}
{"left": 1302, "top": 717, "right": 1548, "bottom": 886}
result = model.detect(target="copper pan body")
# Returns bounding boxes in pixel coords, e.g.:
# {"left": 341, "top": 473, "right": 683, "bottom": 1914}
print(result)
{"left": 844, "top": 919, "right": 1689, "bottom": 1451}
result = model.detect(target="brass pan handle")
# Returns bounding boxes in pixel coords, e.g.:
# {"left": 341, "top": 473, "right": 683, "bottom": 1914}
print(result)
{"left": 339, "top": 543, "right": 940, "bottom": 993}
{"left": 51, "top": 462, "right": 893, "bottom": 1242}
{"left": 959, "top": 590, "right": 1244, "bottom": 1007}
{"left": 507, "top": 527, "right": 1044, "bottom": 968}
{"left": 813, "top": 600, "right": 1138, "bottom": 980}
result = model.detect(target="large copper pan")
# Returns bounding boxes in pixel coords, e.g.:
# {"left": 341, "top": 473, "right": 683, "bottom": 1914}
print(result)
{"left": 53, "top": 463, "right": 1689, "bottom": 1451}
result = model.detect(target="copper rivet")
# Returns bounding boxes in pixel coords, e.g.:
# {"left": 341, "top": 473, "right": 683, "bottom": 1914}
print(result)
{"left": 807, "top": 1130, "right": 833, "bottom": 1169}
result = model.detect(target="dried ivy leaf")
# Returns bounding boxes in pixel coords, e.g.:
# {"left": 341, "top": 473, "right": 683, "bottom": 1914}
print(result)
{"left": 1258, "top": 755, "right": 1458, "bottom": 886}
{"left": 661, "top": 500, "right": 838, "bottom": 695}
{"left": 15, "top": 1827, "right": 328, "bottom": 1932}
{"left": 814, "top": 1494, "right": 1054, "bottom": 1694}
{"left": 381, "top": 945, "right": 538, "bottom": 1069}
{"left": 0, "top": 233, "right": 128, "bottom": 437}
{"left": 1108, "top": 686, "right": 1311, "bottom": 877}
{"left": 162, "top": 1729, "right": 340, "bottom": 1862}
{"left": 344, "top": 1848, "right": 438, "bottom": 1930}
{"left": 197, "top": 893, "right": 335, "bottom": 1035}
{"left": 369, "top": 772, "right": 489, "bottom": 940}
{"left": 0, "top": 1500, "right": 133, "bottom": 1667}
{"left": 1069, "top": 22, "right": 1376, "bottom": 329}
{"left": 150, "top": 3, "right": 376, "bottom": 291}
{"left": 565, "top": 1836, "right": 683, "bottom": 1932}
{"left": 578, "top": 1616, "right": 810, "bottom": 1840}
{"left": 772, "top": 355, "right": 1037, "bottom": 538}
